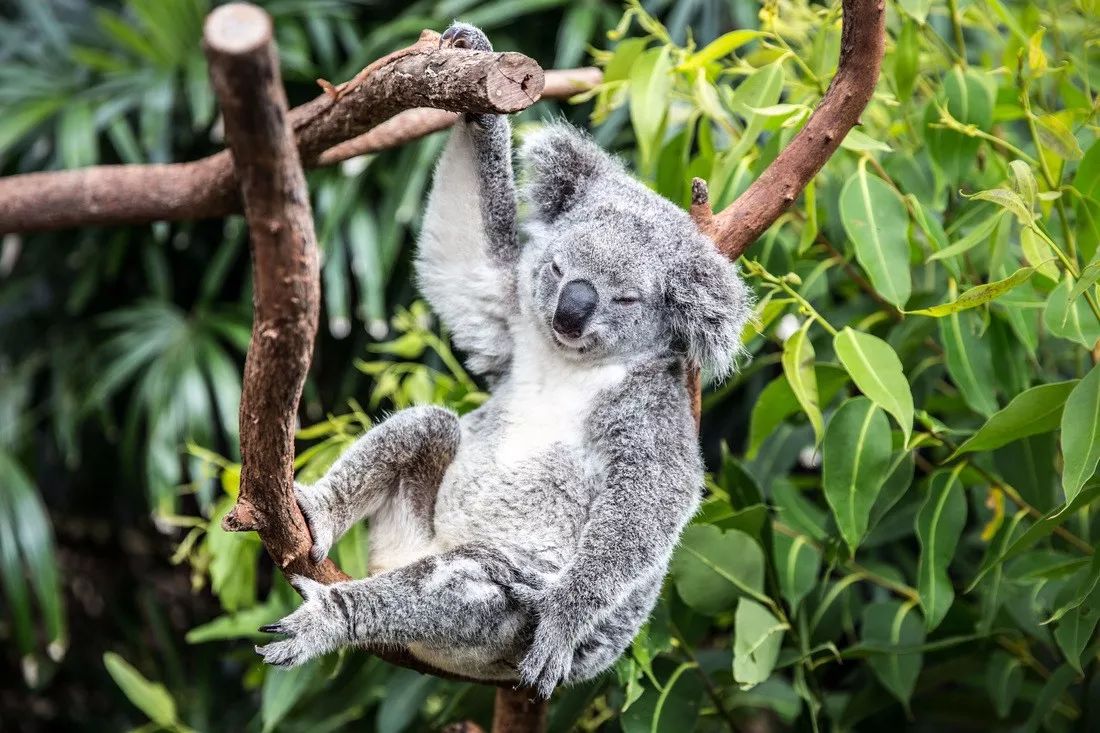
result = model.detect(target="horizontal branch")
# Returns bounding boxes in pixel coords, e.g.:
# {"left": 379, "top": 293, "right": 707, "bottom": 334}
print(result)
{"left": 316, "top": 66, "right": 602, "bottom": 165}
{"left": 0, "top": 33, "right": 602, "bottom": 234}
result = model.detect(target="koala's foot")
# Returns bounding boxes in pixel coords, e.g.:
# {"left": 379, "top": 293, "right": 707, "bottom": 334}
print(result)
{"left": 256, "top": 576, "right": 345, "bottom": 667}
{"left": 440, "top": 22, "right": 493, "bottom": 52}
{"left": 294, "top": 482, "right": 336, "bottom": 563}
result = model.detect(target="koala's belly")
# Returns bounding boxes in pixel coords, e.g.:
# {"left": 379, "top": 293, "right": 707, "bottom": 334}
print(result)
{"left": 433, "top": 433, "right": 597, "bottom": 563}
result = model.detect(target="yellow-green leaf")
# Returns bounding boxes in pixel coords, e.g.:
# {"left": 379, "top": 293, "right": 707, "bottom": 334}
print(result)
{"left": 906, "top": 266, "right": 1038, "bottom": 317}
{"left": 781, "top": 322, "right": 824, "bottom": 444}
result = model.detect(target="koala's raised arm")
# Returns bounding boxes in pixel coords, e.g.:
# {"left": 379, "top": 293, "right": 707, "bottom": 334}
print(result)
{"left": 415, "top": 25, "right": 519, "bottom": 378}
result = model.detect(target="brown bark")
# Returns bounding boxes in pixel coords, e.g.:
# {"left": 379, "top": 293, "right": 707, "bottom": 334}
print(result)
{"left": 206, "top": 2, "right": 523, "bottom": 688}
{"left": 203, "top": 3, "right": 340, "bottom": 582}
{"left": 492, "top": 688, "right": 548, "bottom": 733}
{"left": 316, "top": 66, "right": 602, "bottom": 165}
{"left": 0, "top": 31, "right": 548, "bottom": 234}
{"left": 692, "top": 0, "right": 886, "bottom": 260}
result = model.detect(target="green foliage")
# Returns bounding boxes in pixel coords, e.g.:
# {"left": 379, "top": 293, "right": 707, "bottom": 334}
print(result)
{"left": 5, "top": 0, "right": 1100, "bottom": 730}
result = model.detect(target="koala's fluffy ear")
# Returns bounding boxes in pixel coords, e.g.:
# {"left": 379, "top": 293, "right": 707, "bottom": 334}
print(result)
{"left": 519, "top": 123, "right": 618, "bottom": 222}
{"left": 666, "top": 241, "right": 752, "bottom": 379}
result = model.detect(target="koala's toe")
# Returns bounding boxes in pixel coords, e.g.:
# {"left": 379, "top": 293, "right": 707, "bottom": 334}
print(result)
{"left": 440, "top": 22, "right": 492, "bottom": 52}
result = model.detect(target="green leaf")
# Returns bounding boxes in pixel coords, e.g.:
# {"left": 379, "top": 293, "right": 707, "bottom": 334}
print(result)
{"left": 1044, "top": 274, "right": 1100, "bottom": 347}
{"left": 1020, "top": 227, "right": 1060, "bottom": 282}
{"left": 746, "top": 365, "right": 848, "bottom": 459}
{"left": 964, "top": 188, "right": 1033, "bottom": 224}
{"left": 1069, "top": 258, "right": 1100, "bottom": 303}
{"left": 915, "top": 470, "right": 968, "bottom": 631}
{"left": 670, "top": 525, "right": 766, "bottom": 614}
{"left": 840, "top": 165, "right": 912, "bottom": 308}
{"left": 822, "top": 398, "right": 893, "bottom": 553}
{"left": 834, "top": 328, "right": 914, "bottom": 444}
{"left": 629, "top": 46, "right": 673, "bottom": 171}
{"left": 984, "top": 651, "right": 1023, "bottom": 719}
{"left": 781, "top": 322, "right": 823, "bottom": 445}
{"left": 682, "top": 29, "right": 766, "bottom": 68}
{"left": 1061, "top": 363, "right": 1100, "bottom": 501}
{"left": 771, "top": 532, "right": 821, "bottom": 611}
{"left": 1009, "top": 160, "right": 1038, "bottom": 208}
{"left": 733, "top": 599, "right": 786, "bottom": 689}
{"left": 926, "top": 67, "right": 994, "bottom": 183}
{"left": 102, "top": 652, "right": 179, "bottom": 727}
{"left": 897, "top": 0, "right": 931, "bottom": 22}
{"left": 926, "top": 210, "right": 1005, "bottom": 263}
{"left": 1054, "top": 580, "right": 1100, "bottom": 671}
{"left": 907, "top": 266, "right": 1038, "bottom": 317}
{"left": 839, "top": 129, "right": 892, "bottom": 153}
{"left": 1022, "top": 664, "right": 1077, "bottom": 733}
{"left": 862, "top": 601, "right": 925, "bottom": 710}
{"left": 939, "top": 308, "right": 998, "bottom": 416}
{"left": 1036, "top": 113, "right": 1084, "bottom": 161}
{"left": 950, "top": 381, "right": 1078, "bottom": 458}
{"left": 263, "top": 664, "right": 319, "bottom": 733}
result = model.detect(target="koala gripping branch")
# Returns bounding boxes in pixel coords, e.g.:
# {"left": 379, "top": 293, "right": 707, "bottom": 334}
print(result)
{"left": 0, "top": 24, "right": 556, "bottom": 234}
{"left": 205, "top": 4, "right": 536, "bottom": 704}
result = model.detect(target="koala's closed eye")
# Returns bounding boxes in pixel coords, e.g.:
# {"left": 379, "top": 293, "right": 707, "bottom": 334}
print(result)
{"left": 550, "top": 260, "right": 563, "bottom": 278}
{"left": 612, "top": 292, "right": 642, "bottom": 305}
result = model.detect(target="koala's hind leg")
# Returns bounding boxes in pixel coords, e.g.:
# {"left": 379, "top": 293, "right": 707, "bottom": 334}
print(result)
{"left": 295, "top": 405, "right": 459, "bottom": 563}
{"left": 256, "top": 544, "right": 540, "bottom": 672}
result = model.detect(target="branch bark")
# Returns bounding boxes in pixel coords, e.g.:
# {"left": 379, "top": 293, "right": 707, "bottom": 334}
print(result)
{"left": 688, "top": 0, "right": 885, "bottom": 427}
{"left": 0, "top": 31, "right": 566, "bottom": 234}
{"left": 203, "top": 1, "right": 508, "bottom": 690}
{"left": 691, "top": 0, "right": 886, "bottom": 260}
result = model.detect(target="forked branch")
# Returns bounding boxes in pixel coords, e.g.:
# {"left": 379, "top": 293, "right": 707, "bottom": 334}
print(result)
{"left": 691, "top": 0, "right": 886, "bottom": 260}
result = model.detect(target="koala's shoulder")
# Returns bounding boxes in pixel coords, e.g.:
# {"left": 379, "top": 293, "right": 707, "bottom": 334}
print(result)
{"left": 586, "top": 357, "right": 695, "bottom": 449}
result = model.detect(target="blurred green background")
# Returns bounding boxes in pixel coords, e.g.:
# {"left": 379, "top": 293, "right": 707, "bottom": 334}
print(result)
{"left": 3, "top": 0, "right": 1100, "bottom": 731}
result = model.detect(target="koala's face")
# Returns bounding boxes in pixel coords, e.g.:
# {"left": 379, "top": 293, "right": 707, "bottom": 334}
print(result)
{"left": 523, "top": 214, "right": 674, "bottom": 364}
{"left": 518, "top": 124, "right": 752, "bottom": 376}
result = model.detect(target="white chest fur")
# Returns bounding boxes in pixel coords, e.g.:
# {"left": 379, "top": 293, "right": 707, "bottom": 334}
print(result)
{"left": 495, "top": 324, "right": 627, "bottom": 466}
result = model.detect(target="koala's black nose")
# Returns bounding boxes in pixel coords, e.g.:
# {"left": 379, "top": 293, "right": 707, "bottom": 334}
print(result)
{"left": 553, "top": 279, "right": 598, "bottom": 338}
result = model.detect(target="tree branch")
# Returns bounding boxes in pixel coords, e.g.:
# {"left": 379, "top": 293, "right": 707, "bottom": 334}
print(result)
{"left": 691, "top": 0, "right": 886, "bottom": 260}
{"left": 205, "top": 2, "right": 516, "bottom": 689}
{"left": 316, "top": 66, "right": 602, "bottom": 165}
{"left": 0, "top": 31, "right": 577, "bottom": 234}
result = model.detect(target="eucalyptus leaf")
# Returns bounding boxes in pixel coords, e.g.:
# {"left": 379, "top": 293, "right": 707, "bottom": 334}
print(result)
{"left": 1061, "top": 363, "right": 1100, "bottom": 501}
{"left": 822, "top": 398, "right": 893, "bottom": 553}
{"left": 950, "top": 381, "right": 1077, "bottom": 458}
{"left": 840, "top": 166, "right": 912, "bottom": 307}
{"left": 834, "top": 328, "right": 914, "bottom": 444}
{"left": 915, "top": 470, "right": 967, "bottom": 631}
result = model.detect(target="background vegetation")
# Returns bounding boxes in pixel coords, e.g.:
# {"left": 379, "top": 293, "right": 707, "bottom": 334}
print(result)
{"left": 2, "top": 0, "right": 1099, "bottom": 730}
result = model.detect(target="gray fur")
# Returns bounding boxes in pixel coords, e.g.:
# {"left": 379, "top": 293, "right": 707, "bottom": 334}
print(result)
{"left": 256, "top": 22, "right": 752, "bottom": 698}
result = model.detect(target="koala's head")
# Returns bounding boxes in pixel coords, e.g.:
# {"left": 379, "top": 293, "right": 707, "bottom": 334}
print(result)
{"left": 516, "top": 124, "right": 751, "bottom": 378}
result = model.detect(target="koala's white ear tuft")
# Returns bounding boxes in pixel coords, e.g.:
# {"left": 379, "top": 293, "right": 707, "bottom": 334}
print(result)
{"left": 519, "top": 123, "right": 618, "bottom": 222}
{"left": 665, "top": 242, "right": 752, "bottom": 380}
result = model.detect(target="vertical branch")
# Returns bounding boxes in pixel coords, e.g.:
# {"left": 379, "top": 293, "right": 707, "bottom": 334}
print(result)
{"left": 492, "top": 688, "right": 548, "bottom": 733}
{"left": 204, "top": 2, "right": 347, "bottom": 585}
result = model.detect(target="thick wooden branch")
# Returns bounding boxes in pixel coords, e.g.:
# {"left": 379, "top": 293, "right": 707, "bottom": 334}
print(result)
{"left": 691, "top": 0, "right": 886, "bottom": 260}
{"left": 204, "top": 3, "right": 337, "bottom": 582}
{"left": 0, "top": 31, "right": 571, "bottom": 234}
{"left": 316, "top": 66, "right": 602, "bottom": 165}
{"left": 204, "top": 2, "right": 503, "bottom": 688}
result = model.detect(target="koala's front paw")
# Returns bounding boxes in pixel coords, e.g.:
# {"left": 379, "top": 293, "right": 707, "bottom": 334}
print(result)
{"left": 256, "top": 576, "right": 345, "bottom": 667}
{"left": 439, "top": 22, "right": 493, "bottom": 52}
{"left": 517, "top": 594, "right": 577, "bottom": 698}
{"left": 294, "top": 482, "right": 336, "bottom": 564}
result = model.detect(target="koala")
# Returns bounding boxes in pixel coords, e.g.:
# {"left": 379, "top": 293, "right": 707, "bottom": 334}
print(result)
{"left": 255, "top": 22, "right": 751, "bottom": 698}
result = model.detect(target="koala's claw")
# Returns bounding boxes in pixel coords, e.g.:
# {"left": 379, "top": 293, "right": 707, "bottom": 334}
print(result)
{"left": 517, "top": 609, "right": 574, "bottom": 698}
{"left": 440, "top": 22, "right": 492, "bottom": 52}
{"left": 255, "top": 576, "right": 340, "bottom": 668}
